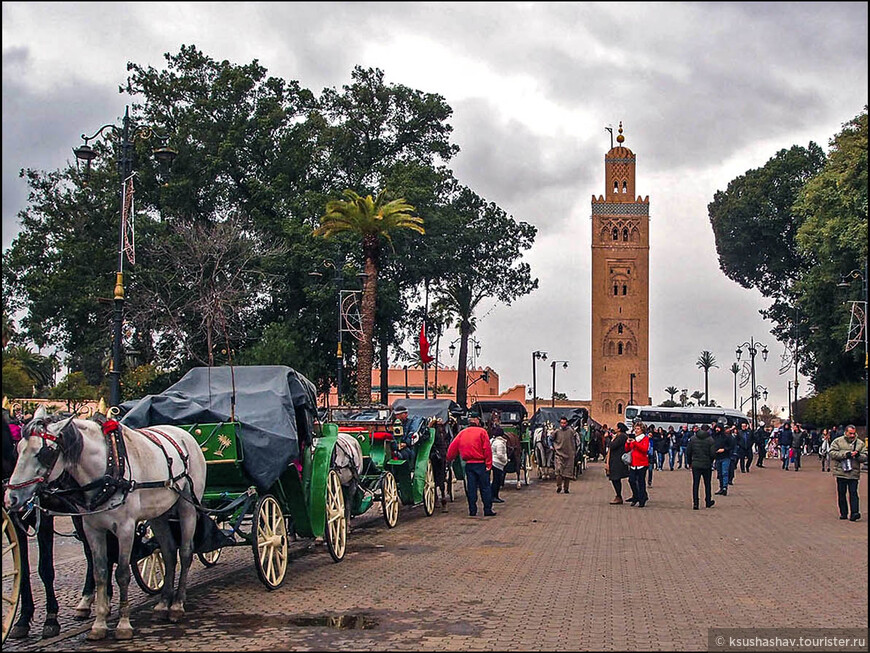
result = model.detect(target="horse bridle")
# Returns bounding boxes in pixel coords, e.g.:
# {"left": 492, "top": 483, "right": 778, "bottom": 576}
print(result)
{"left": 5, "top": 426, "right": 64, "bottom": 491}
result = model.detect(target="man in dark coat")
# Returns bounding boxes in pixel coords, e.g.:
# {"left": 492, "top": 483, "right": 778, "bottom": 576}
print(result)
{"left": 686, "top": 423, "right": 717, "bottom": 510}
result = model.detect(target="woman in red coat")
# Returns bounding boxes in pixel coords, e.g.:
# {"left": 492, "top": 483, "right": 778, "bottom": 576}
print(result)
{"left": 625, "top": 421, "right": 651, "bottom": 507}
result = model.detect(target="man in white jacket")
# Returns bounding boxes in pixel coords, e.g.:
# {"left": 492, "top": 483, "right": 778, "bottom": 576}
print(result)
{"left": 490, "top": 430, "right": 509, "bottom": 503}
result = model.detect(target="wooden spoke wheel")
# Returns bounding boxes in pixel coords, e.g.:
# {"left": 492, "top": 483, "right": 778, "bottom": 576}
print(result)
{"left": 2, "top": 510, "right": 22, "bottom": 645}
{"left": 423, "top": 460, "right": 436, "bottom": 516}
{"left": 132, "top": 523, "right": 165, "bottom": 596}
{"left": 252, "top": 494, "right": 288, "bottom": 590}
{"left": 324, "top": 470, "right": 347, "bottom": 563}
{"left": 197, "top": 520, "right": 225, "bottom": 568}
{"left": 380, "top": 471, "right": 399, "bottom": 528}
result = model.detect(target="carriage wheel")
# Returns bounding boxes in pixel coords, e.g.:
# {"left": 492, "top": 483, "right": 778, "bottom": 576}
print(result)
{"left": 422, "top": 460, "right": 436, "bottom": 516}
{"left": 252, "top": 494, "right": 288, "bottom": 590}
{"left": 324, "top": 470, "right": 347, "bottom": 563}
{"left": 381, "top": 472, "right": 399, "bottom": 528}
{"left": 2, "top": 510, "right": 22, "bottom": 645}
{"left": 197, "top": 520, "right": 225, "bottom": 568}
{"left": 132, "top": 523, "right": 165, "bottom": 596}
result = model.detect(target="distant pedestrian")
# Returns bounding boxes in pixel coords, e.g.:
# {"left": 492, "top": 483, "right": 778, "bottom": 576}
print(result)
{"left": 686, "top": 423, "right": 716, "bottom": 510}
{"left": 646, "top": 424, "right": 656, "bottom": 486}
{"left": 829, "top": 425, "right": 867, "bottom": 521}
{"left": 667, "top": 426, "right": 679, "bottom": 470}
{"left": 653, "top": 427, "right": 669, "bottom": 471}
{"left": 678, "top": 425, "right": 692, "bottom": 469}
{"left": 727, "top": 426, "right": 740, "bottom": 485}
{"left": 753, "top": 422, "right": 768, "bottom": 468}
{"left": 779, "top": 422, "right": 794, "bottom": 470}
{"left": 626, "top": 422, "right": 651, "bottom": 507}
{"left": 792, "top": 423, "right": 806, "bottom": 471}
{"left": 819, "top": 430, "right": 832, "bottom": 473}
{"left": 551, "top": 417, "right": 578, "bottom": 494}
{"left": 446, "top": 415, "right": 496, "bottom": 517}
{"left": 737, "top": 422, "right": 753, "bottom": 472}
{"left": 713, "top": 425, "right": 734, "bottom": 496}
{"left": 489, "top": 427, "right": 508, "bottom": 504}
{"left": 605, "top": 422, "right": 630, "bottom": 504}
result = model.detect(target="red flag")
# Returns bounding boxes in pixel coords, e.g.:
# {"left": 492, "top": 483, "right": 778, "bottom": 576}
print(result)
{"left": 419, "top": 322, "right": 435, "bottom": 364}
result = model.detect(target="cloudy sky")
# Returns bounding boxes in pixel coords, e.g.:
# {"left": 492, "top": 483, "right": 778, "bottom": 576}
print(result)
{"left": 3, "top": 2, "right": 868, "bottom": 415}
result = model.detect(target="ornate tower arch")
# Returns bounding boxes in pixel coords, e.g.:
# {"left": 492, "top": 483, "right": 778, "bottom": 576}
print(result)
{"left": 591, "top": 122, "right": 650, "bottom": 425}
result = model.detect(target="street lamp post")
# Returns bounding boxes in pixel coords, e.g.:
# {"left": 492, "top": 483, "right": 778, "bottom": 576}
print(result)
{"left": 736, "top": 337, "right": 769, "bottom": 432}
{"left": 74, "top": 106, "right": 176, "bottom": 408}
{"left": 739, "top": 385, "right": 768, "bottom": 412}
{"left": 550, "top": 360, "right": 568, "bottom": 408}
{"left": 838, "top": 266, "right": 868, "bottom": 429}
{"left": 629, "top": 373, "right": 636, "bottom": 406}
{"left": 309, "top": 258, "right": 347, "bottom": 406}
{"left": 449, "top": 336, "right": 481, "bottom": 366}
{"left": 531, "top": 350, "right": 547, "bottom": 416}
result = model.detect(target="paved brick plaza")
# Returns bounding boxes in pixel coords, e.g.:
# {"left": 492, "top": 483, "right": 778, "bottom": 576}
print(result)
{"left": 6, "top": 459, "right": 868, "bottom": 651}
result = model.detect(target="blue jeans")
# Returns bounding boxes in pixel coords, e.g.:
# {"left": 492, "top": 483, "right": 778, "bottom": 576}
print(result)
{"left": 464, "top": 462, "right": 493, "bottom": 516}
{"left": 715, "top": 458, "right": 731, "bottom": 490}
{"left": 655, "top": 451, "right": 666, "bottom": 470}
{"left": 628, "top": 467, "right": 649, "bottom": 504}
{"left": 781, "top": 445, "right": 791, "bottom": 469}
{"left": 678, "top": 446, "right": 687, "bottom": 467}
{"left": 668, "top": 448, "right": 677, "bottom": 470}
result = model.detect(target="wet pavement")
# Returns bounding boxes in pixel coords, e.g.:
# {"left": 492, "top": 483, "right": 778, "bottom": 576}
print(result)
{"left": 4, "top": 460, "right": 867, "bottom": 651}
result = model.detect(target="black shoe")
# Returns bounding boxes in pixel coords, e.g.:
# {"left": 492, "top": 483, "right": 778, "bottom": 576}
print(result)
{"left": 693, "top": 504, "right": 699, "bottom": 510}
{"left": 627, "top": 498, "right": 638, "bottom": 505}
{"left": 492, "top": 498, "right": 505, "bottom": 503}
{"left": 556, "top": 487, "right": 562, "bottom": 494}
{"left": 483, "top": 511, "right": 497, "bottom": 517}
{"left": 839, "top": 515, "right": 848, "bottom": 520}
{"left": 564, "top": 489, "right": 570, "bottom": 494}
{"left": 714, "top": 490, "right": 725, "bottom": 495}
{"left": 850, "top": 513, "right": 861, "bottom": 522}
{"left": 638, "top": 501, "right": 646, "bottom": 508}
{"left": 706, "top": 500, "right": 715, "bottom": 508}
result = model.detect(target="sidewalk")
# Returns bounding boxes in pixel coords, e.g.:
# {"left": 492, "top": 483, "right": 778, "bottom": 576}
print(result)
{"left": 5, "top": 460, "right": 867, "bottom": 651}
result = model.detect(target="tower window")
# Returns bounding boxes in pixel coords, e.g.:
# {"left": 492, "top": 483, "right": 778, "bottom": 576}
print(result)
{"left": 622, "top": 180, "right": 627, "bottom": 193}
{"left": 618, "top": 342, "right": 624, "bottom": 355}
{"left": 618, "top": 323, "right": 623, "bottom": 334}
{"left": 622, "top": 284, "right": 627, "bottom": 295}
{"left": 612, "top": 227, "right": 619, "bottom": 241}
{"left": 613, "top": 181, "right": 619, "bottom": 193}
{"left": 617, "top": 403, "right": 623, "bottom": 414}
{"left": 613, "top": 284, "right": 619, "bottom": 296}
{"left": 623, "top": 227, "right": 629, "bottom": 241}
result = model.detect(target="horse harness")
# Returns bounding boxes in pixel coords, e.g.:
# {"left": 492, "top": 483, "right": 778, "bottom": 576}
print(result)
{"left": 8, "top": 419, "right": 194, "bottom": 515}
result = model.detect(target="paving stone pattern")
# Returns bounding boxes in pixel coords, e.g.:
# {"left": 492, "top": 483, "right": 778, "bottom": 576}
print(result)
{"left": 5, "top": 461, "right": 867, "bottom": 651}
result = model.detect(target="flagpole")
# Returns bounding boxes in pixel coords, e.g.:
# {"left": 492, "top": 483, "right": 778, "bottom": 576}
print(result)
{"left": 423, "top": 278, "right": 429, "bottom": 399}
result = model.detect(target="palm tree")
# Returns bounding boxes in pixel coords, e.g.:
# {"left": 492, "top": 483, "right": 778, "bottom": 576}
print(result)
{"left": 315, "top": 189, "right": 423, "bottom": 404}
{"left": 664, "top": 386, "right": 679, "bottom": 402}
{"left": 729, "top": 362, "right": 740, "bottom": 409}
{"left": 2, "top": 311, "right": 15, "bottom": 348}
{"left": 690, "top": 390, "right": 706, "bottom": 406}
{"left": 431, "top": 288, "right": 484, "bottom": 409}
{"left": 696, "top": 350, "right": 718, "bottom": 406}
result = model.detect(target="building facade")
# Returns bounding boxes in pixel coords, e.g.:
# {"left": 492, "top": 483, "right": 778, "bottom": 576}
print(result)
{"left": 590, "top": 123, "right": 650, "bottom": 427}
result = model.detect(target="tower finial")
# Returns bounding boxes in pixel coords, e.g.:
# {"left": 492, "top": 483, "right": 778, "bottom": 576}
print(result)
{"left": 616, "top": 121, "right": 625, "bottom": 144}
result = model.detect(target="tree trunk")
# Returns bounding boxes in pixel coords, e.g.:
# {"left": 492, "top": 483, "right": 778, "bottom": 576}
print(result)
{"left": 357, "top": 241, "right": 378, "bottom": 405}
{"left": 456, "top": 319, "right": 471, "bottom": 409}
{"left": 379, "top": 327, "right": 389, "bottom": 405}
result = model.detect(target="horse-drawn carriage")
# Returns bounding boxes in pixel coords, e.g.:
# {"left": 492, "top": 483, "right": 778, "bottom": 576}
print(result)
{"left": 2, "top": 508, "right": 22, "bottom": 644}
{"left": 325, "top": 400, "right": 447, "bottom": 527}
{"left": 468, "top": 400, "right": 531, "bottom": 488}
{"left": 528, "top": 407, "right": 590, "bottom": 479}
{"left": 120, "top": 366, "right": 352, "bottom": 592}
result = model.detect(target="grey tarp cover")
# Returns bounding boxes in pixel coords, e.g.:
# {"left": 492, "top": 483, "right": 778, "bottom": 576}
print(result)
{"left": 529, "top": 407, "right": 589, "bottom": 430}
{"left": 119, "top": 366, "right": 317, "bottom": 491}
{"left": 393, "top": 398, "right": 464, "bottom": 422}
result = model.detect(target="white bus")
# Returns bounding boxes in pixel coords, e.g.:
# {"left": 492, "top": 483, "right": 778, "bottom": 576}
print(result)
{"left": 623, "top": 405, "right": 748, "bottom": 431}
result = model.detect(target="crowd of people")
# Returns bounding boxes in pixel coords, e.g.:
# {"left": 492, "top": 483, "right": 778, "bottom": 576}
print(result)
{"left": 591, "top": 418, "right": 868, "bottom": 519}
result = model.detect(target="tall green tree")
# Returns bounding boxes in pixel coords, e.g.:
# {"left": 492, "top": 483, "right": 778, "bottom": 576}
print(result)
{"left": 696, "top": 350, "right": 718, "bottom": 407}
{"left": 431, "top": 186, "right": 537, "bottom": 409}
{"left": 315, "top": 189, "right": 423, "bottom": 404}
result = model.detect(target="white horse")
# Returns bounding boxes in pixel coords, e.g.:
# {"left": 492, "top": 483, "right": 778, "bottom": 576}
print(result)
{"left": 532, "top": 426, "right": 555, "bottom": 479}
{"left": 4, "top": 407, "right": 206, "bottom": 641}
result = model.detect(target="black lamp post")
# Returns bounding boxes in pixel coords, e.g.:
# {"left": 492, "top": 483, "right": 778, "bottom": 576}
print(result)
{"left": 550, "top": 360, "right": 568, "bottom": 407}
{"left": 74, "top": 106, "right": 176, "bottom": 408}
{"left": 531, "top": 350, "right": 547, "bottom": 416}
{"left": 736, "top": 338, "right": 769, "bottom": 431}
{"left": 449, "top": 336, "right": 481, "bottom": 366}
{"left": 739, "top": 385, "right": 768, "bottom": 412}
{"left": 838, "top": 266, "right": 868, "bottom": 429}
{"left": 309, "top": 258, "right": 345, "bottom": 406}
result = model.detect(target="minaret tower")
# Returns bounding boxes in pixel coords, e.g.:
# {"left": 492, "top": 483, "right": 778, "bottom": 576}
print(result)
{"left": 590, "top": 122, "right": 650, "bottom": 426}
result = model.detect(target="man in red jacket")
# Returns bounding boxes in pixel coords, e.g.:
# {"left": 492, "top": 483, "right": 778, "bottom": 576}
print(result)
{"left": 447, "top": 415, "right": 496, "bottom": 517}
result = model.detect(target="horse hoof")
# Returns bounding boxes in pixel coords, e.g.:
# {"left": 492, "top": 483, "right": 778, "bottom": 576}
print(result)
{"left": 153, "top": 607, "right": 169, "bottom": 620}
{"left": 73, "top": 608, "right": 91, "bottom": 620}
{"left": 87, "top": 627, "right": 108, "bottom": 641}
{"left": 115, "top": 627, "right": 134, "bottom": 640}
{"left": 41, "top": 622, "right": 60, "bottom": 639}
{"left": 8, "top": 624, "right": 30, "bottom": 639}
{"left": 168, "top": 608, "right": 185, "bottom": 623}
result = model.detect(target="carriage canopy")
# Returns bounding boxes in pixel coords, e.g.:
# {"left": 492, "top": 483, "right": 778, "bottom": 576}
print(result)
{"left": 393, "top": 398, "right": 464, "bottom": 422}
{"left": 468, "top": 400, "right": 527, "bottom": 425}
{"left": 120, "top": 366, "right": 318, "bottom": 491}
{"left": 529, "top": 407, "right": 589, "bottom": 430}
